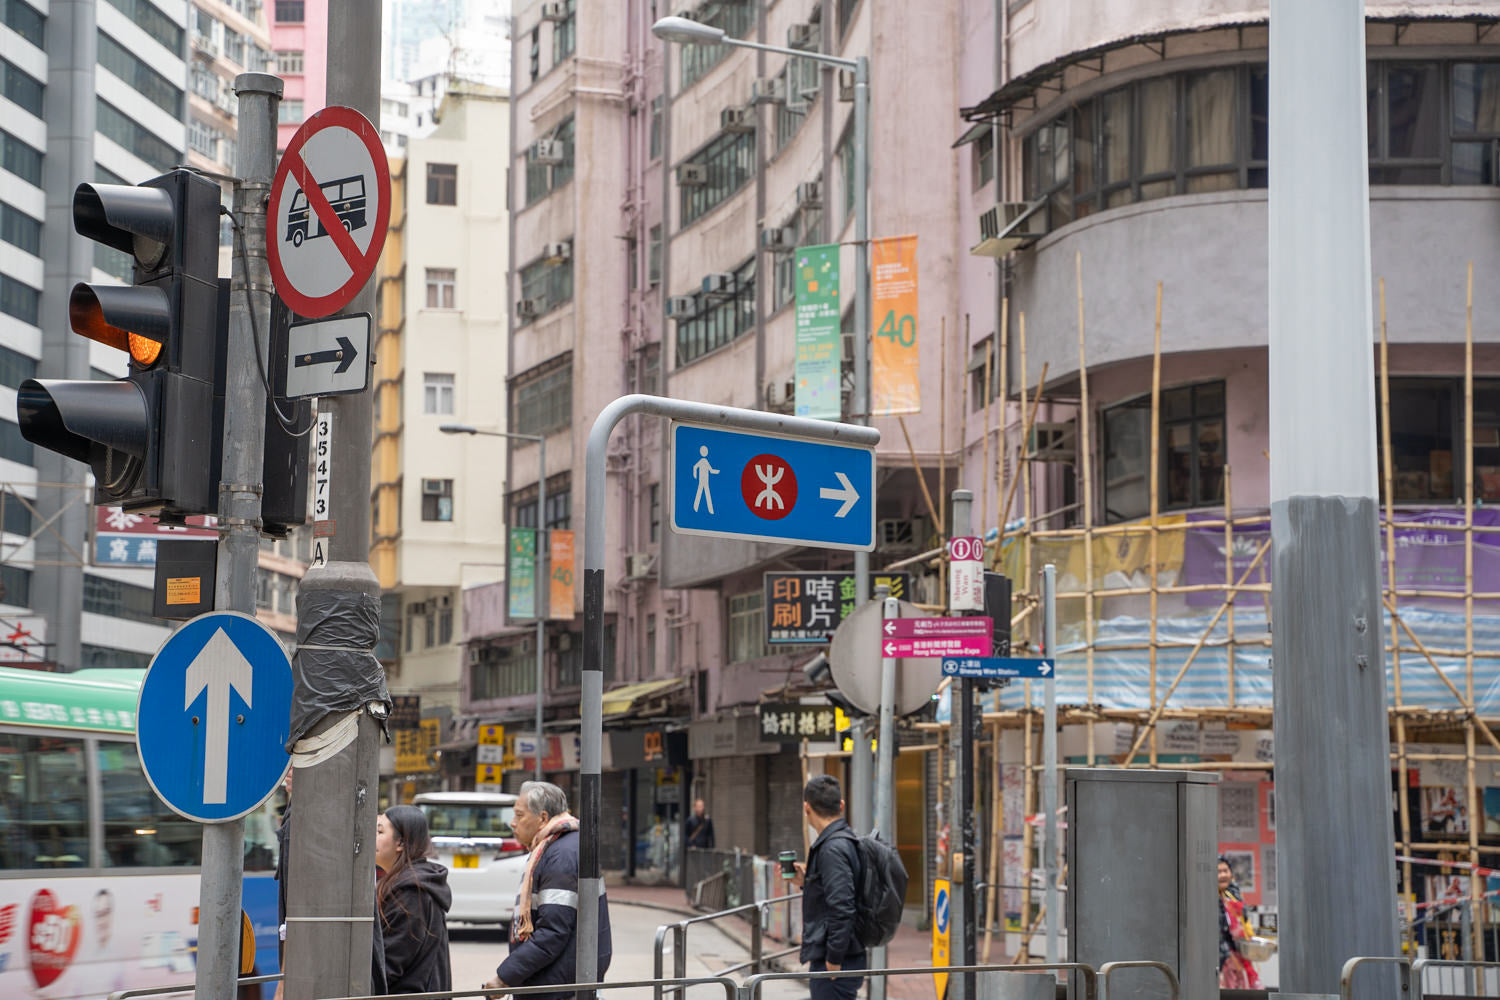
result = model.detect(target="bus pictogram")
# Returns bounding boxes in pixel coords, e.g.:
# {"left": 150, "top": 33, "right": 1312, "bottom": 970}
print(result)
{"left": 285, "top": 175, "right": 367, "bottom": 247}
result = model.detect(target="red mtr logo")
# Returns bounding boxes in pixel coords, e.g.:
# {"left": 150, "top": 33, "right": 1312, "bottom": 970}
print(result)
{"left": 741, "top": 454, "right": 797, "bottom": 520}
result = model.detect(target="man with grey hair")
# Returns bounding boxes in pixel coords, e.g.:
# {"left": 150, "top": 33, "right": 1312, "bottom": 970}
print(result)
{"left": 483, "top": 781, "right": 612, "bottom": 998}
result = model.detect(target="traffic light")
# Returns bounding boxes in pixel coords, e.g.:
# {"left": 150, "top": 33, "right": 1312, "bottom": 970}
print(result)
{"left": 18, "top": 169, "right": 222, "bottom": 517}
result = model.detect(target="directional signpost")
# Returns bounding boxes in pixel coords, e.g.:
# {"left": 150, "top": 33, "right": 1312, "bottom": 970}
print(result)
{"left": 136, "top": 611, "right": 293, "bottom": 823}
{"left": 942, "top": 656, "right": 1055, "bottom": 679}
{"left": 280, "top": 314, "right": 370, "bottom": 400}
{"left": 669, "top": 421, "right": 876, "bottom": 550}
{"left": 879, "top": 616, "right": 992, "bottom": 658}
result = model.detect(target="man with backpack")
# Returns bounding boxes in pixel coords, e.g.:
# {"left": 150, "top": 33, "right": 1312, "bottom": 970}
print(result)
{"left": 792, "top": 774, "right": 868, "bottom": 1000}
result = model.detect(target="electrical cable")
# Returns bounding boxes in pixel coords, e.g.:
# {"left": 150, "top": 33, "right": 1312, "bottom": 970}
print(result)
{"left": 222, "top": 206, "right": 316, "bottom": 437}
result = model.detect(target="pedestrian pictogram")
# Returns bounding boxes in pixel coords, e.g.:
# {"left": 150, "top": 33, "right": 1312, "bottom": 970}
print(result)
{"left": 136, "top": 612, "right": 292, "bottom": 823}
{"left": 267, "top": 106, "right": 391, "bottom": 319}
{"left": 669, "top": 422, "right": 876, "bottom": 551}
{"left": 742, "top": 454, "right": 796, "bottom": 520}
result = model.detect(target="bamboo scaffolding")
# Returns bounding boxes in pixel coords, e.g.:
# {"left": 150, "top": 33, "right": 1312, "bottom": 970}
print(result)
{"left": 996, "top": 301, "right": 1009, "bottom": 547}
{"left": 1077, "top": 253, "right": 1097, "bottom": 763}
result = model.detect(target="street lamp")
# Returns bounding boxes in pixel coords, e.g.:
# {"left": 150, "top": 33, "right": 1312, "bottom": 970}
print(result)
{"left": 440, "top": 423, "right": 548, "bottom": 782}
{"left": 650, "top": 14, "right": 880, "bottom": 824}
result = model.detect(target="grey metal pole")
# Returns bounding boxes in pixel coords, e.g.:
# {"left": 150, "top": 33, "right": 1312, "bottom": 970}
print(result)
{"left": 848, "top": 717, "right": 872, "bottom": 833}
{"left": 194, "top": 72, "right": 281, "bottom": 1000}
{"left": 581, "top": 395, "right": 880, "bottom": 994}
{"left": 536, "top": 435, "right": 547, "bottom": 782}
{"left": 851, "top": 55, "right": 871, "bottom": 613}
{"left": 285, "top": 5, "right": 385, "bottom": 998}
{"left": 1269, "top": 1, "right": 1398, "bottom": 995}
{"left": 1042, "top": 563, "right": 1058, "bottom": 964}
{"left": 869, "top": 592, "right": 899, "bottom": 997}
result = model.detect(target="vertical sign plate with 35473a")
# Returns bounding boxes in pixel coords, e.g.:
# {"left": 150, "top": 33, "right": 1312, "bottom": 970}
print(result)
{"left": 311, "top": 410, "right": 333, "bottom": 567}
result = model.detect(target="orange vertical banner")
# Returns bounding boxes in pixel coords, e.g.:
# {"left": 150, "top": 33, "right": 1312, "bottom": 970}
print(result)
{"left": 548, "top": 529, "right": 576, "bottom": 620}
{"left": 871, "top": 234, "right": 920, "bottom": 415}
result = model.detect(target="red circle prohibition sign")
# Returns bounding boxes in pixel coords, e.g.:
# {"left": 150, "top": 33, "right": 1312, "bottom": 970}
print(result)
{"left": 267, "top": 105, "right": 391, "bottom": 318}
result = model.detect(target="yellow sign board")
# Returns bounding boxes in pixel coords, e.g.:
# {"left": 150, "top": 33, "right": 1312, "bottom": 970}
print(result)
{"left": 501, "top": 735, "right": 519, "bottom": 772}
{"left": 476, "top": 762, "right": 504, "bottom": 786}
{"left": 933, "top": 877, "right": 951, "bottom": 1000}
{"left": 395, "top": 717, "right": 440, "bottom": 773}
{"left": 835, "top": 708, "right": 877, "bottom": 753}
{"left": 480, "top": 723, "right": 505, "bottom": 745}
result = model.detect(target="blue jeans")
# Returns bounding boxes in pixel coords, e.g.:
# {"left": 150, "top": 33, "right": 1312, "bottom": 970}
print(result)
{"left": 810, "top": 954, "right": 867, "bottom": 1000}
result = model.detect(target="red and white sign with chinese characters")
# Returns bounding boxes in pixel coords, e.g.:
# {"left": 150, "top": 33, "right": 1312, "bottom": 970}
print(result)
{"left": 94, "top": 508, "right": 216, "bottom": 568}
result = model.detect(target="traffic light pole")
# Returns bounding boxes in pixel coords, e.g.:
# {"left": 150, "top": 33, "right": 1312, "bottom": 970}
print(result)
{"left": 283, "top": 6, "right": 385, "bottom": 999}
{"left": 195, "top": 72, "right": 282, "bottom": 1000}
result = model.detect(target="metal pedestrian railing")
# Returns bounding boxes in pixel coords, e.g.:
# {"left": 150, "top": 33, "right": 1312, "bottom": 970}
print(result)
{"left": 107, "top": 972, "right": 283, "bottom": 999}
{"left": 1098, "top": 960, "right": 1180, "bottom": 1000}
{"left": 1414, "top": 958, "right": 1500, "bottom": 998}
{"left": 741, "top": 962, "right": 1100, "bottom": 1000}
{"left": 653, "top": 893, "right": 802, "bottom": 1000}
{"left": 317, "top": 975, "right": 739, "bottom": 1000}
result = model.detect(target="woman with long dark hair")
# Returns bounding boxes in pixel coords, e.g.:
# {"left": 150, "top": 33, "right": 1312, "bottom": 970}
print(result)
{"left": 376, "top": 805, "right": 452, "bottom": 993}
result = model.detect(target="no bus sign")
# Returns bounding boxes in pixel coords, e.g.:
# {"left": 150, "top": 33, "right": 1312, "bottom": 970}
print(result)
{"left": 267, "top": 106, "right": 391, "bottom": 318}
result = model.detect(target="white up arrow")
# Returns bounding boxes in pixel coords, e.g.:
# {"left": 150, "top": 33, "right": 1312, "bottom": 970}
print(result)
{"left": 184, "top": 628, "right": 254, "bottom": 805}
{"left": 819, "top": 472, "right": 860, "bottom": 518}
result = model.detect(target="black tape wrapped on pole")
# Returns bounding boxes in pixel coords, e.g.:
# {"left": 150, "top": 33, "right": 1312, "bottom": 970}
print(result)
{"left": 287, "top": 588, "right": 391, "bottom": 751}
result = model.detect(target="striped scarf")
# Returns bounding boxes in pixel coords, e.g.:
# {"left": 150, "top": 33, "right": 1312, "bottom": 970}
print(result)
{"left": 511, "top": 812, "right": 580, "bottom": 943}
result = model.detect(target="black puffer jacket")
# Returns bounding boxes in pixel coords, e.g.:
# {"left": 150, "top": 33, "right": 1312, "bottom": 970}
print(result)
{"left": 498, "top": 829, "right": 613, "bottom": 1000}
{"left": 380, "top": 859, "right": 452, "bottom": 994}
{"left": 799, "top": 818, "right": 865, "bottom": 967}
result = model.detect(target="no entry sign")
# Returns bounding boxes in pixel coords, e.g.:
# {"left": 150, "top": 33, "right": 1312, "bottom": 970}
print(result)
{"left": 267, "top": 106, "right": 391, "bottom": 318}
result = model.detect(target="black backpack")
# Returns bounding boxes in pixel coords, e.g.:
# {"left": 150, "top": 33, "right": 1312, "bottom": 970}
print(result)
{"left": 838, "top": 828, "right": 909, "bottom": 948}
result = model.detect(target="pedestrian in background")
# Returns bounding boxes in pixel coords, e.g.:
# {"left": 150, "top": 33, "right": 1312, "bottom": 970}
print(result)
{"left": 484, "top": 781, "right": 613, "bottom": 999}
{"left": 376, "top": 805, "right": 452, "bottom": 994}
{"left": 791, "top": 775, "right": 865, "bottom": 1000}
{"left": 1217, "top": 855, "right": 1261, "bottom": 989}
{"left": 685, "top": 798, "right": 715, "bottom": 850}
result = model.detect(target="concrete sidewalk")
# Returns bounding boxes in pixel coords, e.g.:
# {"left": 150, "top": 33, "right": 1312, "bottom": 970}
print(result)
{"left": 606, "top": 882, "right": 938, "bottom": 1000}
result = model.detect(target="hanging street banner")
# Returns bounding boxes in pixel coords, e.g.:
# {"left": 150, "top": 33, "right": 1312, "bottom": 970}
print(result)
{"left": 871, "top": 235, "right": 920, "bottom": 415}
{"left": 794, "top": 243, "right": 843, "bottom": 420}
{"left": 757, "top": 702, "right": 839, "bottom": 742}
{"left": 508, "top": 527, "right": 537, "bottom": 620}
{"left": 549, "top": 529, "right": 576, "bottom": 621}
{"left": 764, "top": 571, "right": 913, "bottom": 644}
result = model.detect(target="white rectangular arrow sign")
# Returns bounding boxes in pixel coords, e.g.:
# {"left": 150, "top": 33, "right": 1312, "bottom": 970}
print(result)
{"left": 281, "top": 313, "right": 371, "bottom": 400}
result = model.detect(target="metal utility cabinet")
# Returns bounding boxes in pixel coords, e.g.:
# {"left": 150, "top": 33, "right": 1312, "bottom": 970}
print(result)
{"left": 1066, "top": 768, "right": 1219, "bottom": 1000}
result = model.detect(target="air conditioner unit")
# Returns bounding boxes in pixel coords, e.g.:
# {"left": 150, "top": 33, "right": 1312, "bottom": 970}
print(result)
{"left": 677, "top": 162, "right": 708, "bottom": 186}
{"left": 760, "top": 226, "right": 795, "bottom": 253}
{"left": 701, "top": 272, "right": 734, "bottom": 296}
{"left": 516, "top": 298, "right": 541, "bottom": 320}
{"left": 666, "top": 295, "right": 698, "bottom": 319}
{"left": 720, "top": 106, "right": 755, "bottom": 133}
{"left": 626, "top": 553, "right": 653, "bottom": 579}
{"left": 750, "top": 78, "right": 786, "bottom": 105}
{"left": 421, "top": 479, "right": 445, "bottom": 495}
{"left": 837, "top": 69, "right": 855, "bottom": 102}
{"left": 544, "top": 240, "right": 572, "bottom": 262}
{"left": 541, "top": 1, "right": 569, "bottom": 21}
{"left": 973, "top": 200, "right": 1049, "bottom": 257}
{"left": 764, "top": 379, "right": 795, "bottom": 410}
{"left": 797, "top": 181, "right": 822, "bottom": 209}
{"left": 1030, "top": 421, "right": 1077, "bottom": 462}
{"left": 532, "top": 139, "right": 566, "bottom": 165}
{"left": 787, "top": 23, "right": 814, "bottom": 48}
{"left": 878, "top": 517, "right": 924, "bottom": 553}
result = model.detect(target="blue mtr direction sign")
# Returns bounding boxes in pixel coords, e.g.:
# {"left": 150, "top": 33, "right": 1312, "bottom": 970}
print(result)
{"left": 942, "top": 656, "right": 1055, "bottom": 679}
{"left": 669, "top": 422, "right": 876, "bottom": 551}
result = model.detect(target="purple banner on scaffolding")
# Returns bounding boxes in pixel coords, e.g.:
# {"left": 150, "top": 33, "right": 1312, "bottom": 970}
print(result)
{"left": 1181, "top": 507, "right": 1500, "bottom": 606}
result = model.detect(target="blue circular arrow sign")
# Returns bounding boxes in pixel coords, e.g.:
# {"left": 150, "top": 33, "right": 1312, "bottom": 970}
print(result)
{"left": 137, "top": 612, "right": 293, "bottom": 823}
{"left": 935, "top": 886, "right": 950, "bottom": 934}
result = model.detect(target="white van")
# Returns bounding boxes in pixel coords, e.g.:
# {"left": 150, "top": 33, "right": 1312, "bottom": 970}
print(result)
{"left": 412, "top": 791, "right": 528, "bottom": 926}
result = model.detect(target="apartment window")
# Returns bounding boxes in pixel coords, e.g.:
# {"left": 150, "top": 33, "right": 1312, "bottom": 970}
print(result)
{"left": 3, "top": 0, "right": 44, "bottom": 48}
{"left": 84, "top": 575, "right": 156, "bottom": 624}
{"left": 530, "top": 27, "right": 540, "bottom": 82}
{"left": 1450, "top": 63, "right": 1500, "bottom": 184}
{"left": 0, "top": 274, "right": 39, "bottom": 326}
{"left": 0, "top": 203, "right": 41, "bottom": 257}
{"left": 0, "top": 490, "right": 30, "bottom": 537}
{"left": 97, "top": 100, "right": 176, "bottom": 172}
{"left": 728, "top": 591, "right": 771, "bottom": 663}
{"left": 191, "top": 65, "right": 219, "bottom": 103}
{"left": 1102, "top": 381, "right": 1226, "bottom": 522}
{"left": 274, "top": 0, "right": 304, "bottom": 23}
{"left": 1371, "top": 377, "right": 1500, "bottom": 502}
{"left": 676, "top": 259, "right": 755, "bottom": 366}
{"left": 473, "top": 642, "right": 537, "bottom": 699}
{"left": 188, "top": 119, "right": 220, "bottom": 159}
{"left": 525, "top": 117, "right": 575, "bottom": 205}
{"left": 968, "top": 335, "right": 998, "bottom": 410}
{"left": 510, "top": 357, "right": 572, "bottom": 437}
{"left": 2, "top": 57, "right": 43, "bottom": 118}
{"left": 103, "top": 0, "right": 184, "bottom": 51}
{"left": 0, "top": 345, "right": 37, "bottom": 390}
{"left": 772, "top": 195, "right": 823, "bottom": 312}
{"left": 551, "top": 0, "right": 577, "bottom": 64}
{"left": 649, "top": 96, "right": 663, "bottom": 160}
{"left": 277, "top": 50, "right": 304, "bottom": 75}
{"left": 776, "top": 56, "right": 819, "bottom": 153}
{"left": 838, "top": 128, "right": 856, "bottom": 226}
{"left": 438, "top": 604, "right": 453, "bottom": 645}
{"left": 425, "top": 268, "right": 456, "bottom": 309}
{"left": 517, "top": 255, "right": 573, "bottom": 321}
{"left": 649, "top": 484, "right": 660, "bottom": 542}
{"left": 635, "top": 343, "right": 660, "bottom": 395}
{"left": 510, "top": 473, "right": 572, "bottom": 531}
{"left": 0, "top": 419, "right": 33, "bottom": 465}
{"left": 424, "top": 604, "right": 435, "bottom": 646}
{"left": 279, "top": 100, "right": 304, "bottom": 125}
{"left": 680, "top": 0, "right": 756, "bottom": 89}
{"left": 0, "top": 565, "right": 30, "bottom": 607}
{"left": 421, "top": 479, "right": 454, "bottom": 521}
{"left": 837, "top": 0, "right": 859, "bottom": 37}
{"left": 2, "top": 130, "right": 43, "bottom": 186}
{"left": 645, "top": 614, "right": 657, "bottom": 675}
{"left": 975, "top": 129, "right": 995, "bottom": 188}
{"left": 648, "top": 224, "right": 662, "bottom": 285}
{"left": 427, "top": 162, "right": 457, "bottom": 205}
{"left": 679, "top": 130, "right": 755, "bottom": 226}
{"left": 103, "top": 33, "right": 186, "bottom": 118}
{"left": 252, "top": 47, "right": 273, "bottom": 73}
{"left": 223, "top": 29, "right": 245, "bottom": 66}
{"left": 423, "top": 373, "right": 455, "bottom": 415}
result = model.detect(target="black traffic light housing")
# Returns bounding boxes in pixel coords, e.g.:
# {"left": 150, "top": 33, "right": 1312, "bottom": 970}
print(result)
{"left": 19, "top": 169, "right": 223, "bottom": 518}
